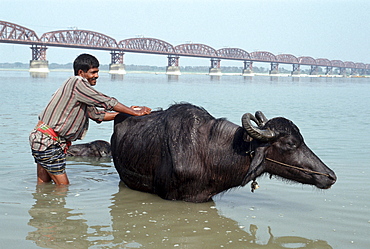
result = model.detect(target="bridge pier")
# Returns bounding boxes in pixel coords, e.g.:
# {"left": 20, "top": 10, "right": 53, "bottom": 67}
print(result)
{"left": 325, "top": 66, "right": 333, "bottom": 75}
{"left": 209, "top": 59, "right": 222, "bottom": 76}
{"left": 339, "top": 67, "right": 346, "bottom": 76}
{"left": 291, "top": 64, "right": 300, "bottom": 75}
{"left": 310, "top": 65, "right": 319, "bottom": 75}
{"left": 269, "top": 62, "right": 279, "bottom": 74}
{"left": 166, "top": 55, "right": 181, "bottom": 75}
{"left": 109, "top": 51, "right": 126, "bottom": 74}
{"left": 350, "top": 68, "right": 358, "bottom": 76}
{"left": 29, "top": 45, "right": 49, "bottom": 74}
{"left": 242, "top": 61, "right": 253, "bottom": 75}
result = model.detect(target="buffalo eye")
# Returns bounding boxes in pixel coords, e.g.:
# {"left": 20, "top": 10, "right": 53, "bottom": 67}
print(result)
{"left": 287, "top": 141, "right": 297, "bottom": 149}
{"left": 278, "top": 136, "right": 301, "bottom": 151}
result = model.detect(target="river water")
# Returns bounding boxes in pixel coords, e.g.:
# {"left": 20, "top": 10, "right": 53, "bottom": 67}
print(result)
{"left": 0, "top": 70, "right": 369, "bottom": 249}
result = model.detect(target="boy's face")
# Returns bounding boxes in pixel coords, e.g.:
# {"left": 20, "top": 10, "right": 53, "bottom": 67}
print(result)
{"left": 78, "top": 67, "right": 99, "bottom": 86}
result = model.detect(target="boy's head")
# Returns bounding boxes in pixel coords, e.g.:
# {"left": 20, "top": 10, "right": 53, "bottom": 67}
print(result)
{"left": 73, "top": 54, "right": 100, "bottom": 86}
{"left": 73, "top": 54, "right": 99, "bottom": 76}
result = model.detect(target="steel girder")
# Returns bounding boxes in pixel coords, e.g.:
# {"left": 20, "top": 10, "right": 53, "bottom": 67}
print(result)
{"left": 0, "top": 20, "right": 368, "bottom": 71}
{"left": 344, "top": 61, "right": 356, "bottom": 75}
{"left": 217, "top": 48, "right": 250, "bottom": 60}
{"left": 344, "top": 61, "right": 356, "bottom": 68}
{"left": 330, "top": 60, "right": 345, "bottom": 68}
{"left": 298, "top": 56, "right": 316, "bottom": 65}
{"left": 316, "top": 58, "right": 332, "bottom": 67}
{"left": 174, "top": 43, "right": 217, "bottom": 57}
{"left": 355, "top": 63, "right": 365, "bottom": 69}
{"left": 119, "top": 38, "right": 175, "bottom": 54}
{"left": 276, "top": 54, "right": 298, "bottom": 64}
{"left": 41, "top": 30, "right": 118, "bottom": 49}
{"left": 0, "top": 21, "right": 39, "bottom": 44}
{"left": 354, "top": 63, "right": 366, "bottom": 75}
{"left": 250, "top": 51, "right": 276, "bottom": 62}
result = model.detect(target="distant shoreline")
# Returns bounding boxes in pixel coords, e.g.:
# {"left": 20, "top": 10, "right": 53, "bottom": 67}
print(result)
{"left": 0, "top": 67, "right": 368, "bottom": 78}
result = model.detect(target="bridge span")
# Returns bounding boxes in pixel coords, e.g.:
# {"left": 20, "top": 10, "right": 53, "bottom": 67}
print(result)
{"left": 1, "top": 20, "right": 369, "bottom": 76}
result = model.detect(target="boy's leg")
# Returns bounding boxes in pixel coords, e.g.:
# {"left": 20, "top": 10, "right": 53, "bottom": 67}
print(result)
{"left": 34, "top": 144, "right": 70, "bottom": 185}
{"left": 49, "top": 172, "right": 70, "bottom": 185}
{"left": 37, "top": 163, "right": 51, "bottom": 184}
{"left": 37, "top": 163, "right": 70, "bottom": 185}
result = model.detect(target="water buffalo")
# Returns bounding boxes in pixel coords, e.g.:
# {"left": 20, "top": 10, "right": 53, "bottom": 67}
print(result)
{"left": 67, "top": 140, "right": 111, "bottom": 157}
{"left": 111, "top": 103, "right": 336, "bottom": 202}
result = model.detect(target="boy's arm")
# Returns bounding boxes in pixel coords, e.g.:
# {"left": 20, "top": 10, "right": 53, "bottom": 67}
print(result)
{"left": 113, "top": 102, "right": 151, "bottom": 116}
{"left": 103, "top": 112, "right": 119, "bottom": 121}
{"left": 102, "top": 103, "right": 151, "bottom": 121}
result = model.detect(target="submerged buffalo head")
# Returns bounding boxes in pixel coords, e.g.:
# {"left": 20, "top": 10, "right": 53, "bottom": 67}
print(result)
{"left": 242, "top": 112, "right": 337, "bottom": 189}
{"left": 67, "top": 140, "right": 111, "bottom": 157}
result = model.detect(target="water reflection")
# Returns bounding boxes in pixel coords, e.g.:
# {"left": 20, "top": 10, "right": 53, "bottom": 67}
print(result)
{"left": 291, "top": 76, "right": 300, "bottom": 83}
{"left": 243, "top": 76, "right": 253, "bottom": 81}
{"left": 167, "top": 75, "right": 179, "bottom": 82}
{"left": 269, "top": 76, "right": 279, "bottom": 82}
{"left": 108, "top": 183, "right": 333, "bottom": 248}
{"left": 27, "top": 185, "right": 90, "bottom": 248}
{"left": 110, "top": 74, "right": 125, "bottom": 81}
{"left": 210, "top": 75, "right": 221, "bottom": 81}
{"left": 30, "top": 72, "right": 48, "bottom": 78}
{"left": 109, "top": 183, "right": 258, "bottom": 248}
{"left": 27, "top": 183, "right": 332, "bottom": 248}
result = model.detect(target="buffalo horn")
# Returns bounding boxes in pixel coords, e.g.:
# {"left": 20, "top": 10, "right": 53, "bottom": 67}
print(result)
{"left": 255, "top": 111, "right": 268, "bottom": 127}
{"left": 242, "top": 113, "right": 276, "bottom": 141}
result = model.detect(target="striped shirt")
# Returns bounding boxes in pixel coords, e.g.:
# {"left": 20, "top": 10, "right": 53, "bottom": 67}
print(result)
{"left": 29, "top": 76, "right": 118, "bottom": 151}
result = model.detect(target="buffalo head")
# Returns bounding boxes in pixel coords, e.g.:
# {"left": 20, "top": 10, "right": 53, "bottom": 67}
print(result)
{"left": 67, "top": 140, "right": 111, "bottom": 157}
{"left": 242, "top": 112, "right": 337, "bottom": 190}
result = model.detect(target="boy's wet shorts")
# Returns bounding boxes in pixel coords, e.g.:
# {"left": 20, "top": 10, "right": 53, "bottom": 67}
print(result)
{"left": 31, "top": 145, "right": 66, "bottom": 175}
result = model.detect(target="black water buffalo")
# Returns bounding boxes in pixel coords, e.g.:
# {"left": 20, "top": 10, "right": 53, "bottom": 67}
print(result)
{"left": 111, "top": 103, "right": 336, "bottom": 202}
{"left": 67, "top": 140, "right": 111, "bottom": 157}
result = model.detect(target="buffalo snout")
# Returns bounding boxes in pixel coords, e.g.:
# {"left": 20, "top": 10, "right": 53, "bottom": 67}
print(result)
{"left": 314, "top": 170, "right": 337, "bottom": 189}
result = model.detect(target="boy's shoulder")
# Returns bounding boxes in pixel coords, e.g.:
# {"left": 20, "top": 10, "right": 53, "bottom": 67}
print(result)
{"left": 64, "top": 76, "right": 89, "bottom": 86}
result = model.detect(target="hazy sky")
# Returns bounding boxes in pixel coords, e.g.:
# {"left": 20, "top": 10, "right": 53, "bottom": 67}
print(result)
{"left": 1, "top": 0, "right": 369, "bottom": 67}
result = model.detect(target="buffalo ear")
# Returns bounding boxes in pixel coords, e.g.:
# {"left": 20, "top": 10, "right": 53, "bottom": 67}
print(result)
{"left": 242, "top": 145, "right": 268, "bottom": 186}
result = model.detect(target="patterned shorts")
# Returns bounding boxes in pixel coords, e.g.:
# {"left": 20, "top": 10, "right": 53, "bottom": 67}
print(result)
{"left": 31, "top": 145, "right": 66, "bottom": 175}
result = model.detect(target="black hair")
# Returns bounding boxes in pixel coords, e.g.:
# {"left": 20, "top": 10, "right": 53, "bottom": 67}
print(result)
{"left": 73, "top": 54, "right": 100, "bottom": 76}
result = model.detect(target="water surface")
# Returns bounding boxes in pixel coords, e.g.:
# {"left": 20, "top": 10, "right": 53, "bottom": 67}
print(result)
{"left": 0, "top": 71, "right": 369, "bottom": 248}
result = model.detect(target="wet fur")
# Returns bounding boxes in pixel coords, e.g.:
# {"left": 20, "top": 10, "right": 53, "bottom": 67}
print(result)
{"left": 112, "top": 104, "right": 252, "bottom": 202}
{"left": 111, "top": 103, "right": 336, "bottom": 202}
{"left": 67, "top": 140, "right": 111, "bottom": 157}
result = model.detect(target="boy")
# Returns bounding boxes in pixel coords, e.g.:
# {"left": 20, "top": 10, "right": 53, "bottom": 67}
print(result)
{"left": 29, "top": 54, "right": 151, "bottom": 185}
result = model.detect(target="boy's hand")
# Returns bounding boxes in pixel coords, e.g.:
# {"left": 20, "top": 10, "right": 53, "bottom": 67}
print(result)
{"left": 130, "top": 106, "right": 152, "bottom": 116}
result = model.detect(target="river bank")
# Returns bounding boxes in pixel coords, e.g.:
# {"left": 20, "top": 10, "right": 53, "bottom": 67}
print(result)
{"left": 0, "top": 67, "right": 368, "bottom": 78}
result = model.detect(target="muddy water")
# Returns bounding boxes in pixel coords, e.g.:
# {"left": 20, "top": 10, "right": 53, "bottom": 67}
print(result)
{"left": 0, "top": 71, "right": 369, "bottom": 248}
